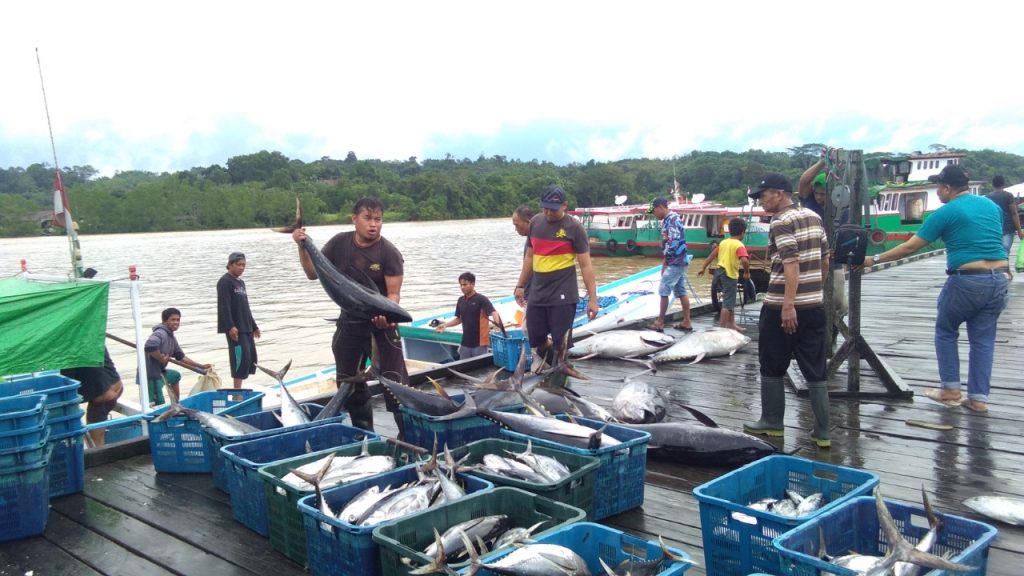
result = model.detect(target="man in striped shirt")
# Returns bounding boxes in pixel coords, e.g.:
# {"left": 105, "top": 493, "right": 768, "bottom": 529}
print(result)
{"left": 514, "top": 185, "right": 598, "bottom": 372}
{"left": 743, "top": 173, "right": 833, "bottom": 448}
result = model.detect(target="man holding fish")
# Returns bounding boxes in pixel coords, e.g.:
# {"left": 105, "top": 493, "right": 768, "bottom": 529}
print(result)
{"left": 291, "top": 197, "right": 409, "bottom": 435}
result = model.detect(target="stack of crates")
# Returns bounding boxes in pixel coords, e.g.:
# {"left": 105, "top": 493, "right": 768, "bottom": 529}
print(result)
{"left": 0, "top": 372, "right": 85, "bottom": 497}
{"left": 0, "top": 393, "right": 52, "bottom": 541}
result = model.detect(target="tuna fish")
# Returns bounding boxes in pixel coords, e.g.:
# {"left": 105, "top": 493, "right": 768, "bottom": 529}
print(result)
{"left": 612, "top": 380, "right": 668, "bottom": 424}
{"left": 598, "top": 536, "right": 691, "bottom": 576}
{"left": 568, "top": 329, "right": 674, "bottom": 359}
{"left": 275, "top": 198, "right": 412, "bottom": 324}
{"left": 622, "top": 421, "right": 775, "bottom": 466}
{"left": 963, "top": 494, "right": 1024, "bottom": 526}
{"left": 256, "top": 361, "right": 311, "bottom": 427}
{"left": 651, "top": 327, "right": 750, "bottom": 364}
{"left": 480, "top": 409, "right": 621, "bottom": 450}
{"left": 152, "top": 404, "right": 262, "bottom": 437}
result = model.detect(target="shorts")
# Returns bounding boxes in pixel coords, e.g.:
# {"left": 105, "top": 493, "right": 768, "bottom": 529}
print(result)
{"left": 659, "top": 265, "right": 689, "bottom": 299}
{"left": 720, "top": 275, "right": 738, "bottom": 310}
{"left": 61, "top": 350, "right": 121, "bottom": 403}
{"left": 227, "top": 333, "right": 258, "bottom": 380}
{"left": 458, "top": 345, "right": 488, "bottom": 360}
{"left": 525, "top": 302, "right": 576, "bottom": 351}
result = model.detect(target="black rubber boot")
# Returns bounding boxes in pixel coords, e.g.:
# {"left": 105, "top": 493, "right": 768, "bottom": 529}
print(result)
{"left": 391, "top": 411, "right": 406, "bottom": 441}
{"left": 744, "top": 376, "right": 786, "bottom": 437}
{"left": 348, "top": 401, "right": 375, "bottom": 433}
{"left": 807, "top": 380, "right": 831, "bottom": 448}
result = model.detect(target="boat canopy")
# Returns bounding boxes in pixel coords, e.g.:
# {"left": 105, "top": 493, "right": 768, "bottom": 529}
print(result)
{"left": 0, "top": 277, "right": 109, "bottom": 376}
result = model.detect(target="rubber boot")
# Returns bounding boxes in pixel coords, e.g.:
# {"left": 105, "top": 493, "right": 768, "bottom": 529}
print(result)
{"left": 807, "top": 381, "right": 831, "bottom": 448}
{"left": 744, "top": 376, "right": 786, "bottom": 437}
{"left": 392, "top": 411, "right": 406, "bottom": 441}
{"left": 348, "top": 401, "right": 375, "bottom": 433}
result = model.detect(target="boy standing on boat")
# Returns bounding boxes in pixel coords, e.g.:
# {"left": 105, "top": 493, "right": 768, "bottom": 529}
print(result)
{"left": 744, "top": 174, "right": 832, "bottom": 448}
{"left": 651, "top": 197, "right": 693, "bottom": 332}
{"left": 697, "top": 218, "right": 751, "bottom": 331}
{"left": 217, "top": 252, "right": 260, "bottom": 388}
{"left": 435, "top": 272, "right": 503, "bottom": 359}
{"left": 514, "top": 185, "right": 598, "bottom": 372}
{"left": 870, "top": 165, "right": 1009, "bottom": 413}
{"left": 144, "top": 307, "right": 211, "bottom": 405}
{"left": 291, "top": 197, "right": 408, "bottom": 435}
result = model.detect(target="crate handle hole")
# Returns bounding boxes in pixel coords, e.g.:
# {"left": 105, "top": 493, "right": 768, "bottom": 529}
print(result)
{"left": 812, "top": 468, "right": 839, "bottom": 482}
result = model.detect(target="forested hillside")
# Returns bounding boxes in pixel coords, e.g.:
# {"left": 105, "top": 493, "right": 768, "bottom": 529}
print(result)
{"left": 1, "top": 145, "right": 1021, "bottom": 237}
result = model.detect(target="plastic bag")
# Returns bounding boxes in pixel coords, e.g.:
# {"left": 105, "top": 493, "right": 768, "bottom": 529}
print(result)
{"left": 188, "top": 366, "right": 222, "bottom": 396}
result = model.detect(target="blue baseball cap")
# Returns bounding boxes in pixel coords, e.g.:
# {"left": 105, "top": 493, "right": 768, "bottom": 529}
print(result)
{"left": 540, "top": 185, "right": 567, "bottom": 209}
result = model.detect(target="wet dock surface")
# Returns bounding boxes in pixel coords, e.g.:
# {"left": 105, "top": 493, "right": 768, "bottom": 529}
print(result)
{"left": 2, "top": 252, "right": 1022, "bottom": 575}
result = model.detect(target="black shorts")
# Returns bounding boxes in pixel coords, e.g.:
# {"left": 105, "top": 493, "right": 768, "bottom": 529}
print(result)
{"left": 61, "top": 349, "right": 121, "bottom": 402}
{"left": 525, "top": 302, "right": 577, "bottom": 352}
{"left": 227, "top": 333, "right": 258, "bottom": 380}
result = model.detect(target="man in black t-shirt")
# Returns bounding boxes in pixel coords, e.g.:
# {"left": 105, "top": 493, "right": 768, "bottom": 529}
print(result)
{"left": 292, "top": 198, "right": 408, "bottom": 435}
{"left": 987, "top": 175, "right": 1023, "bottom": 255}
{"left": 435, "top": 272, "right": 502, "bottom": 359}
{"left": 217, "top": 252, "right": 260, "bottom": 388}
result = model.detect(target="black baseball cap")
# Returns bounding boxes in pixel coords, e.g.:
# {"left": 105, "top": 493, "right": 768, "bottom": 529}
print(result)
{"left": 651, "top": 197, "right": 669, "bottom": 208}
{"left": 749, "top": 173, "right": 793, "bottom": 198}
{"left": 928, "top": 165, "right": 969, "bottom": 187}
{"left": 540, "top": 185, "right": 567, "bottom": 209}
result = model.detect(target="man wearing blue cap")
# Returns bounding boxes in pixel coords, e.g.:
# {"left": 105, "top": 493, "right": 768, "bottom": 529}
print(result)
{"left": 514, "top": 185, "right": 598, "bottom": 372}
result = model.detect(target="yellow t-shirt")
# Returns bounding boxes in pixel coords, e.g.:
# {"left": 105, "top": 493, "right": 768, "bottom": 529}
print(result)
{"left": 717, "top": 237, "right": 749, "bottom": 280}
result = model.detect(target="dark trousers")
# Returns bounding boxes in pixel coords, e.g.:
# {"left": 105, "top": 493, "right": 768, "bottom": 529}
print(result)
{"left": 332, "top": 320, "right": 407, "bottom": 413}
{"left": 758, "top": 305, "right": 827, "bottom": 381}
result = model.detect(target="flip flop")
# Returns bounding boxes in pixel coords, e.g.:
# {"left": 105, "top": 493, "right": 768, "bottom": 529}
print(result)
{"left": 924, "top": 388, "right": 962, "bottom": 407}
{"left": 674, "top": 323, "right": 694, "bottom": 332}
{"left": 961, "top": 399, "right": 989, "bottom": 413}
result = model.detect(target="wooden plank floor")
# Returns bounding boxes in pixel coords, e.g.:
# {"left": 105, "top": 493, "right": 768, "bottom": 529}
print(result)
{"left": 2, "top": 252, "right": 1021, "bottom": 575}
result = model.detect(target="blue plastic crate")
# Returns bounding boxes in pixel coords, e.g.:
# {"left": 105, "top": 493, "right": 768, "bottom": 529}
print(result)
{"left": 692, "top": 455, "right": 880, "bottom": 576}
{"left": 0, "top": 430, "right": 50, "bottom": 468}
{"left": 221, "top": 422, "right": 378, "bottom": 536}
{"left": 489, "top": 330, "right": 532, "bottom": 372}
{"left": 86, "top": 414, "right": 146, "bottom": 445}
{"left": 260, "top": 440, "right": 426, "bottom": 566}
{"left": 144, "top": 389, "right": 264, "bottom": 474}
{"left": 205, "top": 402, "right": 347, "bottom": 493}
{"left": 44, "top": 396, "right": 83, "bottom": 419}
{"left": 0, "top": 373, "right": 80, "bottom": 405}
{"left": 400, "top": 393, "right": 525, "bottom": 452}
{"left": 0, "top": 421, "right": 48, "bottom": 452}
{"left": 499, "top": 414, "right": 649, "bottom": 520}
{"left": 373, "top": 486, "right": 587, "bottom": 576}
{"left": 774, "top": 495, "right": 997, "bottom": 576}
{"left": 300, "top": 464, "right": 493, "bottom": 576}
{"left": 0, "top": 394, "right": 47, "bottom": 432}
{"left": 0, "top": 444, "right": 51, "bottom": 543}
{"left": 47, "top": 430, "right": 85, "bottom": 497}
{"left": 46, "top": 410, "right": 85, "bottom": 436}
{"left": 460, "top": 521, "right": 692, "bottom": 576}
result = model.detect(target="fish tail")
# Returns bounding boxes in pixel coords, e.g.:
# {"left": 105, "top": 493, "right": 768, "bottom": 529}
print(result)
{"left": 273, "top": 197, "right": 303, "bottom": 233}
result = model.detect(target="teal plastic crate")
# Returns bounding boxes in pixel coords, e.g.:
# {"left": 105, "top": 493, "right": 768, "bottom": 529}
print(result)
{"left": 0, "top": 444, "right": 51, "bottom": 543}
{"left": 0, "top": 430, "right": 50, "bottom": 468}
{"left": 499, "top": 414, "right": 649, "bottom": 520}
{"left": 298, "top": 464, "right": 493, "bottom": 576}
{"left": 692, "top": 455, "right": 880, "bottom": 576}
{"left": 459, "top": 522, "right": 693, "bottom": 575}
{"left": 258, "top": 440, "right": 424, "bottom": 566}
{"left": 400, "top": 393, "right": 524, "bottom": 452}
{"left": 205, "top": 402, "right": 347, "bottom": 493}
{"left": 47, "top": 429, "right": 85, "bottom": 497}
{"left": 774, "top": 496, "right": 997, "bottom": 576}
{"left": 144, "top": 389, "right": 264, "bottom": 473}
{"left": 221, "top": 422, "right": 377, "bottom": 536}
{"left": 373, "top": 487, "right": 587, "bottom": 576}
{"left": 0, "top": 422, "right": 48, "bottom": 452}
{"left": 448, "top": 438, "right": 599, "bottom": 518}
{"left": 0, "top": 394, "right": 47, "bottom": 433}
{"left": 489, "top": 330, "right": 531, "bottom": 371}
{"left": 0, "top": 373, "right": 80, "bottom": 405}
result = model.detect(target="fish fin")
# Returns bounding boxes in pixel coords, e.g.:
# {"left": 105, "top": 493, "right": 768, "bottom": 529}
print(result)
{"left": 409, "top": 528, "right": 458, "bottom": 576}
{"left": 598, "top": 558, "right": 619, "bottom": 576}
{"left": 671, "top": 401, "right": 718, "bottom": 428}
{"left": 304, "top": 440, "right": 313, "bottom": 454}
{"left": 447, "top": 368, "right": 485, "bottom": 385}
{"left": 588, "top": 425, "right": 605, "bottom": 449}
{"left": 429, "top": 377, "right": 451, "bottom": 400}
{"left": 255, "top": 360, "right": 292, "bottom": 386}
{"left": 272, "top": 196, "right": 303, "bottom": 233}
{"left": 687, "top": 352, "right": 706, "bottom": 365}
{"left": 271, "top": 411, "right": 285, "bottom": 426}
{"left": 921, "top": 485, "right": 942, "bottom": 531}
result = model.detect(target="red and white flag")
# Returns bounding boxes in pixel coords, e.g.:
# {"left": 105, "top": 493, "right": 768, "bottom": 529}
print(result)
{"left": 51, "top": 172, "right": 71, "bottom": 228}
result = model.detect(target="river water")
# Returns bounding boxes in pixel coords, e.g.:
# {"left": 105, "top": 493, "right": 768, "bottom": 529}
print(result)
{"left": 1, "top": 218, "right": 712, "bottom": 402}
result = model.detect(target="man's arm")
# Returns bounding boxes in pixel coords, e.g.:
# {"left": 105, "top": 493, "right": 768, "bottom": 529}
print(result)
{"left": 216, "top": 278, "right": 236, "bottom": 337}
{"left": 577, "top": 252, "right": 600, "bottom": 319}
{"left": 1011, "top": 204, "right": 1024, "bottom": 239}
{"left": 384, "top": 275, "right": 403, "bottom": 304}
{"left": 291, "top": 230, "right": 317, "bottom": 279}
{"left": 781, "top": 259, "right": 800, "bottom": 334}
{"left": 698, "top": 245, "right": 721, "bottom": 275}
{"left": 514, "top": 247, "right": 534, "bottom": 306}
{"left": 798, "top": 159, "right": 826, "bottom": 200}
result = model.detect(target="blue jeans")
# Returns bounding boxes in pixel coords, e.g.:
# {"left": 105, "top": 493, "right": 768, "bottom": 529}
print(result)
{"left": 935, "top": 273, "right": 1009, "bottom": 401}
{"left": 1001, "top": 232, "right": 1015, "bottom": 256}
{"left": 659, "top": 265, "right": 689, "bottom": 299}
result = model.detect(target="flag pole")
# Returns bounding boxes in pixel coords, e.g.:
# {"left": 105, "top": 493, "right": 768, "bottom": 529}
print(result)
{"left": 36, "top": 48, "right": 84, "bottom": 278}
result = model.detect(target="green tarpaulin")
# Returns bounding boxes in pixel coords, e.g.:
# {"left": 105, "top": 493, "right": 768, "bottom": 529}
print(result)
{"left": 0, "top": 277, "right": 109, "bottom": 376}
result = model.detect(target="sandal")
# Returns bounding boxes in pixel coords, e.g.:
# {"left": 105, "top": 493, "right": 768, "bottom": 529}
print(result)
{"left": 674, "top": 323, "right": 694, "bottom": 332}
{"left": 924, "top": 388, "right": 962, "bottom": 407}
{"left": 961, "top": 399, "right": 989, "bottom": 413}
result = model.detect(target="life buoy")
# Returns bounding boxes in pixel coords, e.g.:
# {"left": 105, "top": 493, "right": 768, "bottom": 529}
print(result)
{"left": 625, "top": 239, "right": 637, "bottom": 252}
{"left": 606, "top": 239, "right": 618, "bottom": 252}
{"left": 869, "top": 230, "right": 886, "bottom": 246}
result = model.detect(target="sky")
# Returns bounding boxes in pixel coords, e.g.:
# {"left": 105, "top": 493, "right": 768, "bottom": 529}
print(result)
{"left": 2, "top": 1, "right": 1021, "bottom": 177}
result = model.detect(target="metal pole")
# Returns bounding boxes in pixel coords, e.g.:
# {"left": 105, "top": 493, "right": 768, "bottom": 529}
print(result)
{"left": 128, "top": 266, "right": 151, "bottom": 428}
{"left": 845, "top": 150, "right": 864, "bottom": 392}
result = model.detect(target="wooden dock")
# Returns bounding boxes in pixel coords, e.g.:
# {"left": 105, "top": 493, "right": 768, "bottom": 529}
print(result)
{"left": 2, "top": 252, "right": 1022, "bottom": 575}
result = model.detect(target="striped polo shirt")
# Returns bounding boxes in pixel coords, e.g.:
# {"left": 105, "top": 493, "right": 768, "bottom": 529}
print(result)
{"left": 528, "top": 214, "right": 589, "bottom": 306}
{"left": 764, "top": 203, "right": 830, "bottom": 309}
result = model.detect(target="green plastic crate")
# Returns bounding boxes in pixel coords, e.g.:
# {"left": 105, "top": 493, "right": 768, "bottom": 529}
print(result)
{"left": 372, "top": 487, "right": 586, "bottom": 576}
{"left": 447, "top": 438, "right": 599, "bottom": 517}
{"left": 257, "top": 440, "right": 423, "bottom": 566}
